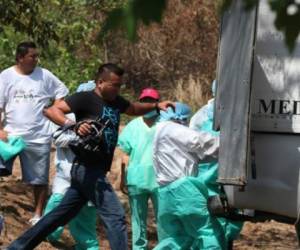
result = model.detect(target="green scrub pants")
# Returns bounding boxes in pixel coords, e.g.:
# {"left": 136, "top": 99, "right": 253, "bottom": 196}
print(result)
{"left": 153, "top": 177, "right": 225, "bottom": 250}
{"left": 128, "top": 187, "right": 165, "bottom": 250}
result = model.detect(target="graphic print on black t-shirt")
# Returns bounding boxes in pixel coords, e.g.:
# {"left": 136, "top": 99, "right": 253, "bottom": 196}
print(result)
{"left": 100, "top": 106, "right": 120, "bottom": 154}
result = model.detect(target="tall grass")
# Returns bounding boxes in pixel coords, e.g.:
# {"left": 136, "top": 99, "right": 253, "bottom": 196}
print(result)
{"left": 171, "top": 75, "right": 211, "bottom": 112}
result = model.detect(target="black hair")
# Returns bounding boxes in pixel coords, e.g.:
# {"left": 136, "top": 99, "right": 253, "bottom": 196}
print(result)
{"left": 95, "top": 63, "right": 124, "bottom": 81}
{"left": 16, "top": 41, "right": 37, "bottom": 62}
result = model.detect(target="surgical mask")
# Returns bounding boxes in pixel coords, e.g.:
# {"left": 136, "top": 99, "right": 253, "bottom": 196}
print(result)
{"left": 143, "top": 110, "right": 158, "bottom": 119}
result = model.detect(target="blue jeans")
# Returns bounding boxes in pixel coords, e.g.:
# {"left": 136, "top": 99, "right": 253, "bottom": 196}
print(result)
{"left": 7, "top": 162, "right": 127, "bottom": 250}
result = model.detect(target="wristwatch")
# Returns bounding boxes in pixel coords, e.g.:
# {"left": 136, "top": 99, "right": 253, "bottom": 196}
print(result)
{"left": 64, "top": 118, "right": 75, "bottom": 126}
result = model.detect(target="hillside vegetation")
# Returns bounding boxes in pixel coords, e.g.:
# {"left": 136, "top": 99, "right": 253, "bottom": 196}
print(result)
{"left": 0, "top": 0, "right": 219, "bottom": 109}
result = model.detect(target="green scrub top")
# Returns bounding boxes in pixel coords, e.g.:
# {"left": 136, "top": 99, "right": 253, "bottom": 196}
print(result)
{"left": 118, "top": 117, "right": 159, "bottom": 194}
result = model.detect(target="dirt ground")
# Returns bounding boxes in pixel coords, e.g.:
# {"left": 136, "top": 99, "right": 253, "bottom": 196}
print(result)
{"left": 0, "top": 148, "right": 299, "bottom": 250}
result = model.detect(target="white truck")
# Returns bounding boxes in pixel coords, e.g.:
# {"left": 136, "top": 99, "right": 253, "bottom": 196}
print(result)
{"left": 211, "top": 0, "right": 300, "bottom": 237}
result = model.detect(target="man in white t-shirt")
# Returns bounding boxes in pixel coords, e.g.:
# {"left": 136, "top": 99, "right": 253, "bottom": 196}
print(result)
{"left": 0, "top": 41, "right": 69, "bottom": 225}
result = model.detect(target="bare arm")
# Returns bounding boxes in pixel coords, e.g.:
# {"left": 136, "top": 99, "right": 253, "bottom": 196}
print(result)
{"left": 44, "top": 99, "right": 72, "bottom": 126}
{"left": 125, "top": 101, "right": 175, "bottom": 116}
{"left": 45, "top": 99, "right": 91, "bottom": 136}
{"left": 120, "top": 152, "right": 129, "bottom": 195}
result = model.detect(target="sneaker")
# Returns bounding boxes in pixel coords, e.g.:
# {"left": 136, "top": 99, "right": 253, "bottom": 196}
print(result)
{"left": 29, "top": 214, "right": 41, "bottom": 226}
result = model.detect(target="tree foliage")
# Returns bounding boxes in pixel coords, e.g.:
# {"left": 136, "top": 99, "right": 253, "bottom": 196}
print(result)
{"left": 0, "top": 0, "right": 58, "bottom": 47}
{"left": 102, "top": 0, "right": 300, "bottom": 51}
{"left": 0, "top": 0, "right": 124, "bottom": 92}
{"left": 100, "top": 0, "right": 167, "bottom": 41}
{"left": 1, "top": 0, "right": 299, "bottom": 101}
{"left": 104, "top": 0, "right": 219, "bottom": 110}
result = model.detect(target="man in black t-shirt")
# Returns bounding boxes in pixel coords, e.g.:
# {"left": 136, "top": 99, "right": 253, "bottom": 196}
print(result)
{"left": 7, "top": 63, "right": 174, "bottom": 250}
{"left": 65, "top": 89, "right": 130, "bottom": 172}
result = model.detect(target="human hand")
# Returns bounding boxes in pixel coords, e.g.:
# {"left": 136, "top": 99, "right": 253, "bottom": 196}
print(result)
{"left": 0, "top": 130, "right": 8, "bottom": 141}
{"left": 157, "top": 101, "right": 175, "bottom": 111}
{"left": 76, "top": 121, "right": 92, "bottom": 137}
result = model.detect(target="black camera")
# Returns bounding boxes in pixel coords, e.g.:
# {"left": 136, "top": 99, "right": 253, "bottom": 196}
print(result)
{"left": 69, "top": 118, "right": 110, "bottom": 160}
{"left": 55, "top": 117, "right": 111, "bottom": 163}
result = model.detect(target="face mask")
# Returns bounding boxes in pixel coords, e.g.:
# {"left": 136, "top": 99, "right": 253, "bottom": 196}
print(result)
{"left": 143, "top": 110, "right": 158, "bottom": 119}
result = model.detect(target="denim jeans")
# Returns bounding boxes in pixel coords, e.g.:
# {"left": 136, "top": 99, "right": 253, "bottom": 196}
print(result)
{"left": 7, "top": 162, "right": 128, "bottom": 250}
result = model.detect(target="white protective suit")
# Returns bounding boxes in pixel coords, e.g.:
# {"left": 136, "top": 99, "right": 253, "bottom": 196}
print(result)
{"left": 153, "top": 120, "right": 219, "bottom": 186}
{"left": 153, "top": 107, "right": 224, "bottom": 250}
{"left": 51, "top": 113, "right": 77, "bottom": 194}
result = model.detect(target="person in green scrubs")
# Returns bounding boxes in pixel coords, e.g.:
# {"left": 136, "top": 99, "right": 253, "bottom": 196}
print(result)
{"left": 118, "top": 88, "right": 163, "bottom": 250}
